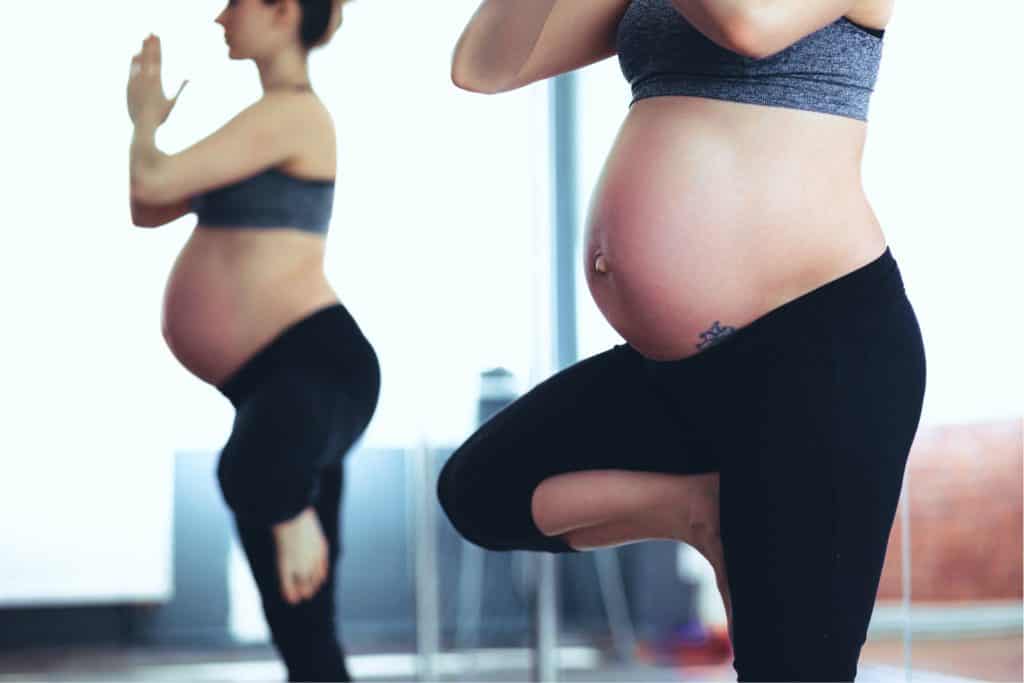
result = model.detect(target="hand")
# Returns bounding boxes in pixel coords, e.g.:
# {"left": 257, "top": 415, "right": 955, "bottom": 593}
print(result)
{"left": 127, "top": 34, "right": 188, "bottom": 127}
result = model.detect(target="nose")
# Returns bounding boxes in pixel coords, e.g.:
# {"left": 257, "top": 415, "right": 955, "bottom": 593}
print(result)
{"left": 215, "top": 8, "right": 227, "bottom": 27}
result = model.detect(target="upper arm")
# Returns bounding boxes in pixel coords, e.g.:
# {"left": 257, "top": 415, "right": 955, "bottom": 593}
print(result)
{"left": 726, "top": 0, "right": 860, "bottom": 59}
{"left": 131, "top": 94, "right": 312, "bottom": 205}
{"left": 453, "top": 0, "right": 632, "bottom": 94}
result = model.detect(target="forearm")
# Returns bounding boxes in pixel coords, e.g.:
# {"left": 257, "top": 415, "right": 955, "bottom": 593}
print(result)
{"left": 129, "top": 121, "right": 167, "bottom": 199}
{"left": 452, "top": 0, "right": 558, "bottom": 89}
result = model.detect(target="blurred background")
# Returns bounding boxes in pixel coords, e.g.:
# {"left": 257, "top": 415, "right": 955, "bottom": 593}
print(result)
{"left": 0, "top": 0, "right": 1020, "bottom": 681}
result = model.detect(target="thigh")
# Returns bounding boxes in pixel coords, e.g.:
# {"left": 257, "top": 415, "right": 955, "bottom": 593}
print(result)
{"left": 438, "top": 344, "right": 717, "bottom": 551}
{"left": 720, "top": 307, "right": 925, "bottom": 681}
{"left": 219, "top": 370, "right": 355, "bottom": 525}
{"left": 718, "top": 360, "right": 847, "bottom": 680}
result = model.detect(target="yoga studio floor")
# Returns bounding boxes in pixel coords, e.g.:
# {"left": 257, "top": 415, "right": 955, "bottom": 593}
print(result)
{"left": 0, "top": 634, "right": 1019, "bottom": 682}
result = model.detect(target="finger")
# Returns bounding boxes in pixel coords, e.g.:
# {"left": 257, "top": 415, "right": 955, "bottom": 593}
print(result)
{"left": 287, "top": 580, "right": 302, "bottom": 605}
{"left": 279, "top": 567, "right": 299, "bottom": 605}
{"left": 296, "top": 574, "right": 314, "bottom": 601}
{"left": 142, "top": 35, "right": 159, "bottom": 63}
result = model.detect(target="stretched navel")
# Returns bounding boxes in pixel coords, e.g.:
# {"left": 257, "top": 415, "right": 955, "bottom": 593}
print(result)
{"left": 594, "top": 253, "right": 609, "bottom": 274}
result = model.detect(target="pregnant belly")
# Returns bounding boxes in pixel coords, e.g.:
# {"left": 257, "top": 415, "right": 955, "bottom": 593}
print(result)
{"left": 583, "top": 98, "right": 886, "bottom": 361}
{"left": 161, "top": 230, "right": 338, "bottom": 386}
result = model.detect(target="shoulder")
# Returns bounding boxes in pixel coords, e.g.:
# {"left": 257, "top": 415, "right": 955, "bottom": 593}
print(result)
{"left": 254, "top": 92, "right": 336, "bottom": 173}
{"left": 244, "top": 91, "right": 333, "bottom": 131}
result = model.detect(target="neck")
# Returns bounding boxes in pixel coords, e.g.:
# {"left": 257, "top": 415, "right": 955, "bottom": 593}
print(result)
{"left": 256, "top": 47, "right": 312, "bottom": 92}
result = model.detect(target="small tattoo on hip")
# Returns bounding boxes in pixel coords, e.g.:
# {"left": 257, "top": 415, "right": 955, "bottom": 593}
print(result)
{"left": 697, "top": 320, "right": 736, "bottom": 350}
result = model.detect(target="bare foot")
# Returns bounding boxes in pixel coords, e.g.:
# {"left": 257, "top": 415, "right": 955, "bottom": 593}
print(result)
{"left": 532, "top": 469, "right": 735, "bottom": 638}
{"left": 686, "top": 475, "right": 734, "bottom": 641}
{"left": 271, "top": 507, "right": 329, "bottom": 605}
{"left": 692, "top": 530, "right": 735, "bottom": 642}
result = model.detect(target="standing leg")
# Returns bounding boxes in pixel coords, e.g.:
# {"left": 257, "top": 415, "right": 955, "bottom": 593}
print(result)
{"left": 719, "top": 300, "right": 925, "bottom": 682}
{"left": 216, "top": 306, "right": 379, "bottom": 681}
{"left": 234, "top": 463, "right": 350, "bottom": 682}
{"left": 220, "top": 374, "right": 363, "bottom": 682}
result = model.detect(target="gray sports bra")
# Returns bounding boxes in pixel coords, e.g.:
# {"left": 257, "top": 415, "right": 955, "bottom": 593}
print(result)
{"left": 189, "top": 168, "right": 335, "bottom": 235}
{"left": 617, "top": 0, "right": 885, "bottom": 120}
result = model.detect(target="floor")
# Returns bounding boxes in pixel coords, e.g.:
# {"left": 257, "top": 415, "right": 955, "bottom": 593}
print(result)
{"left": 0, "top": 635, "right": 1019, "bottom": 682}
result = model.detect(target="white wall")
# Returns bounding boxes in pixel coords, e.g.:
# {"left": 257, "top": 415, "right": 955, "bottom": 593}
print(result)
{"left": 864, "top": 0, "right": 1023, "bottom": 424}
{"left": 0, "top": 0, "right": 551, "bottom": 605}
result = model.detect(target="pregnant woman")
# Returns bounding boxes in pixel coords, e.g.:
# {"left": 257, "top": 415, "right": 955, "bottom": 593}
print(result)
{"left": 127, "top": 1, "right": 377, "bottom": 680}
{"left": 437, "top": 1, "right": 925, "bottom": 680}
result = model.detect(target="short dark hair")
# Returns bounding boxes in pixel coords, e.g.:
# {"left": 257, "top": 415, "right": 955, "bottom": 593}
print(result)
{"left": 264, "top": 0, "right": 339, "bottom": 50}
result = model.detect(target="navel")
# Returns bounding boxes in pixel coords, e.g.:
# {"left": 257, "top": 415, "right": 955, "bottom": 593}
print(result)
{"left": 594, "top": 253, "right": 609, "bottom": 274}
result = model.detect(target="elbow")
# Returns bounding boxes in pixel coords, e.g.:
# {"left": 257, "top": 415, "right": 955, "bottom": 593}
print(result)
{"left": 451, "top": 55, "right": 506, "bottom": 94}
{"left": 451, "top": 65, "right": 495, "bottom": 94}
{"left": 129, "top": 202, "right": 159, "bottom": 229}
{"left": 720, "top": 11, "right": 777, "bottom": 60}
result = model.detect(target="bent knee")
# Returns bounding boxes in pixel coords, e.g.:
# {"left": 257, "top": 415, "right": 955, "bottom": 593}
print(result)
{"left": 217, "top": 451, "right": 308, "bottom": 525}
{"left": 437, "top": 453, "right": 546, "bottom": 552}
{"left": 216, "top": 452, "right": 263, "bottom": 520}
{"left": 436, "top": 457, "right": 496, "bottom": 550}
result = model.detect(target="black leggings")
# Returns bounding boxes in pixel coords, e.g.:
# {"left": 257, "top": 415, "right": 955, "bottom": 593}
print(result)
{"left": 216, "top": 304, "right": 380, "bottom": 682}
{"left": 438, "top": 248, "right": 926, "bottom": 681}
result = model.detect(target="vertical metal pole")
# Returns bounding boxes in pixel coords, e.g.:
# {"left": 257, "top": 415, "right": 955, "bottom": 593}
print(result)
{"left": 595, "top": 549, "right": 637, "bottom": 662}
{"left": 550, "top": 77, "right": 579, "bottom": 369}
{"left": 412, "top": 440, "right": 440, "bottom": 681}
{"left": 532, "top": 554, "right": 559, "bottom": 683}
{"left": 532, "top": 71, "right": 580, "bottom": 683}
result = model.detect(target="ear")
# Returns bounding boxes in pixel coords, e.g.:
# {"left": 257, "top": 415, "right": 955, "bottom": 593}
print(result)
{"left": 271, "top": 0, "right": 302, "bottom": 32}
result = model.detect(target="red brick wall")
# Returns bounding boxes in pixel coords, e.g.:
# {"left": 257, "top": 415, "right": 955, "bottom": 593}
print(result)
{"left": 877, "top": 419, "right": 1023, "bottom": 601}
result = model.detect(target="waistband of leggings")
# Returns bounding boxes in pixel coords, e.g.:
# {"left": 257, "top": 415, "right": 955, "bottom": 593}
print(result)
{"left": 217, "top": 303, "right": 369, "bottom": 406}
{"left": 651, "top": 246, "right": 905, "bottom": 372}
